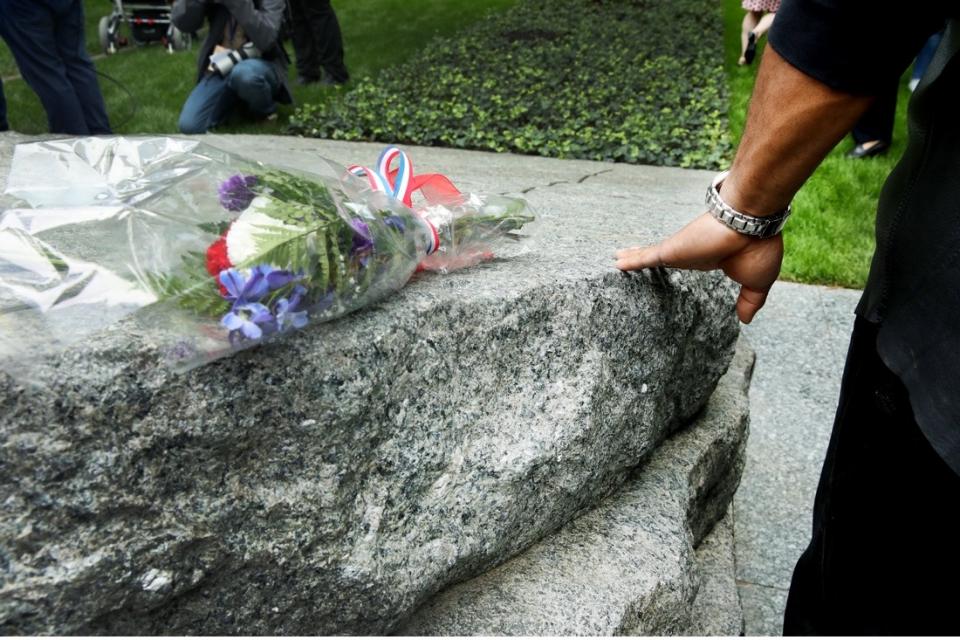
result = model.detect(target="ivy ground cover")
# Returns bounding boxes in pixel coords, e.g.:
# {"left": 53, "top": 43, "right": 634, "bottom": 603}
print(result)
{"left": 289, "top": 0, "right": 732, "bottom": 169}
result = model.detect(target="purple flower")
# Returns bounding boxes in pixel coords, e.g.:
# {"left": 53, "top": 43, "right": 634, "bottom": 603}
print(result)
{"left": 276, "top": 285, "right": 308, "bottom": 331}
{"left": 222, "top": 302, "right": 274, "bottom": 341}
{"left": 219, "top": 174, "right": 258, "bottom": 211}
{"left": 349, "top": 218, "right": 374, "bottom": 256}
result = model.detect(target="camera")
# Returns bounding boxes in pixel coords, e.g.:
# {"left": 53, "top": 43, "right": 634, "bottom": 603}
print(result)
{"left": 210, "top": 42, "right": 261, "bottom": 77}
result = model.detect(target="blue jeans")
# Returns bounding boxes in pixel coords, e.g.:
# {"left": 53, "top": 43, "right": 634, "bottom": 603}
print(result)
{"left": 0, "top": 0, "right": 111, "bottom": 135}
{"left": 178, "top": 59, "right": 281, "bottom": 134}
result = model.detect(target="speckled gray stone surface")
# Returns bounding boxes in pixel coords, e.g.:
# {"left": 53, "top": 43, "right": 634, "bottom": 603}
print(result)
{"left": 687, "top": 512, "right": 743, "bottom": 637}
{"left": 0, "top": 134, "right": 741, "bottom": 634}
{"left": 399, "top": 342, "right": 753, "bottom": 636}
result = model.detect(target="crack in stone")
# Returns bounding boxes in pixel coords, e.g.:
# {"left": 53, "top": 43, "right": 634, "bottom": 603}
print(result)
{"left": 506, "top": 168, "right": 615, "bottom": 196}
{"left": 735, "top": 578, "right": 789, "bottom": 591}
{"left": 578, "top": 168, "right": 614, "bottom": 183}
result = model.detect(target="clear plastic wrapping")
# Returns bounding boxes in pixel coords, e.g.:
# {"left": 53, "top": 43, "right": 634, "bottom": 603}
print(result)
{"left": 0, "top": 137, "right": 535, "bottom": 372}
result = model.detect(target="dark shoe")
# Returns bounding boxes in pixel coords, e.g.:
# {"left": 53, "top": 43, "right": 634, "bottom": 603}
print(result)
{"left": 319, "top": 74, "right": 348, "bottom": 88}
{"left": 744, "top": 32, "right": 757, "bottom": 65}
{"left": 847, "top": 140, "right": 890, "bottom": 159}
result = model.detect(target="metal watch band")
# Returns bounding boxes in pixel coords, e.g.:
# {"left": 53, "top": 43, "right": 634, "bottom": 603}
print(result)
{"left": 705, "top": 170, "right": 791, "bottom": 239}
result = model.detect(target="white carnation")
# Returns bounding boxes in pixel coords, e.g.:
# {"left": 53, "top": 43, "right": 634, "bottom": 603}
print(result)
{"left": 225, "top": 196, "right": 302, "bottom": 265}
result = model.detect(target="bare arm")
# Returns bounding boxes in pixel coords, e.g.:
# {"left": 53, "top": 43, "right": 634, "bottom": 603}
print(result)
{"left": 615, "top": 46, "right": 873, "bottom": 323}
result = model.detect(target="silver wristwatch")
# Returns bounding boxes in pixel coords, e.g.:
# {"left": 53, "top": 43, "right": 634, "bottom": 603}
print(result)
{"left": 705, "top": 170, "right": 791, "bottom": 239}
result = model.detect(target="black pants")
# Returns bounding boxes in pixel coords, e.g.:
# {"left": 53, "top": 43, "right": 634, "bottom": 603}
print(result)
{"left": 287, "top": 0, "right": 349, "bottom": 83}
{"left": 0, "top": 0, "right": 111, "bottom": 135}
{"left": 784, "top": 317, "right": 960, "bottom": 635}
{"left": 851, "top": 80, "right": 898, "bottom": 145}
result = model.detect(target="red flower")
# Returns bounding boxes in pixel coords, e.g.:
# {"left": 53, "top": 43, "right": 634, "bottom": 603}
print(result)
{"left": 206, "top": 231, "right": 232, "bottom": 294}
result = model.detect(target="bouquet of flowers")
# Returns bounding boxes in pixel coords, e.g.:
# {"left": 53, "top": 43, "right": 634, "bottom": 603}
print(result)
{"left": 0, "top": 137, "right": 535, "bottom": 372}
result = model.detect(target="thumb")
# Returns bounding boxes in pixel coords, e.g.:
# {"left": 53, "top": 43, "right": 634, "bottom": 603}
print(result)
{"left": 736, "top": 285, "right": 769, "bottom": 324}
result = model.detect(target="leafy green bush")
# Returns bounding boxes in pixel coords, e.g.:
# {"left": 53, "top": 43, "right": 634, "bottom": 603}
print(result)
{"left": 288, "top": 0, "right": 731, "bottom": 169}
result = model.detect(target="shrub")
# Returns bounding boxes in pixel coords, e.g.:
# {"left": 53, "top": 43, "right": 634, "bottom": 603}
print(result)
{"left": 288, "top": 0, "right": 731, "bottom": 169}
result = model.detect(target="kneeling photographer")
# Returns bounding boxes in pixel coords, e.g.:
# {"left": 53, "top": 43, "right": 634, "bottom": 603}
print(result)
{"left": 173, "top": 0, "right": 292, "bottom": 134}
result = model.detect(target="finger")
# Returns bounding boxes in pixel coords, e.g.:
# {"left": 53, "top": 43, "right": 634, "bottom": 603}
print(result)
{"left": 615, "top": 245, "right": 662, "bottom": 271}
{"left": 736, "top": 285, "right": 769, "bottom": 324}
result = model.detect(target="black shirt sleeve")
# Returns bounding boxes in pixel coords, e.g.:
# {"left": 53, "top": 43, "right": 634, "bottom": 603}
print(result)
{"left": 768, "top": 0, "right": 948, "bottom": 95}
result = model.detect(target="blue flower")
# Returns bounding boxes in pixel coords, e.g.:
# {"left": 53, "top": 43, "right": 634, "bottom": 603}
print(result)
{"left": 222, "top": 302, "right": 274, "bottom": 342}
{"left": 266, "top": 268, "right": 298, "bottom": 291}
{"left": 384, "top": 215, "right": 406, "bottom": 233}
{"left": 276, "top": 285, "right": 308, "bottom": 331}
{"left": 219, "top": 264, "right": 296, "bottom": 304}
{"left": 217, "top": 265, "right": 308, "bottom": 343}
{"left": 219, "top": 174, "right": 258, "bottom": 211}
{"left": 219, "top": 266, "right": 269, "bottom": 304}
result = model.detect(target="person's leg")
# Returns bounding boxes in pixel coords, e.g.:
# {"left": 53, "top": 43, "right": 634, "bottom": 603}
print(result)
{"left": 0, "top": 0, "right": 91, "bottom": 134}
{"left": 752, "top": 12, "right": 776, "bottom": 42}
{"left": 784, "top": 318, "right": 960, "bottom": 635}
{"left": 225, "top": 59, "right": 280, "bottom": 118}
{"left": 288, "top": 0, "right": 320, "bottom": 82}
{"left": 178, "top": 73, "right": 236, "bottom": 134}
{"left": 848, "top": 80, "right": 898, "bottom": 155}
{"left": 0, "top": 78, "right": 8, "bottom": 132}
{"left": 52, "top": 0, "right": 112, "bottom": 134}
{"left": 740, "top": 10, "right": 761, "bottom": 65}
{"left": 307, "top": 0, "right": 349, "bottom": 84}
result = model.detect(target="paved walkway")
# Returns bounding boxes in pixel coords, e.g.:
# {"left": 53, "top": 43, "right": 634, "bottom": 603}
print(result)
{"left": 734, "top": 281, "right": 863, "bottom": 635}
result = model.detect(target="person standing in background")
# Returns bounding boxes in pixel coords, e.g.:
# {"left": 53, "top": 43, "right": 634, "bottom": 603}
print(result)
{"left": 739, "top": 0, "right": 780, "bottom": 65}
{"left": 0, "top": 0, "right": 112, "bottom": 135}
{"left": 848, "top": 30, "right": 945, "bottom": 158}
{"left": 287, "top": 0, "right": 349, "bottom": 86}
{"left": 846, "top": 81, "right": 898, "bottom": 158}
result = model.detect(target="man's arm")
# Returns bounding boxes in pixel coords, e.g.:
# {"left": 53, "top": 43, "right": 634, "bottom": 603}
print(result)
{"left": 615, "top": 46, "right": 872, "bottom": 323}
{"left": 218, "top": 0, "right": 286, "bottom": 52}
{"left": 171, "top": 0, "right": 209, "bottom": 33}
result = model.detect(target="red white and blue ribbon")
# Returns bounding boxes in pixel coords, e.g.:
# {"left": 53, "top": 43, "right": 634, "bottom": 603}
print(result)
{"left": 346, "top": 163, "right": 390, "bottom": 196}
{"left": 347, "top": 146, "right": 441, "bottom": 255}
{"left": 377, "top": 146, "right": 412, "bottom": 204}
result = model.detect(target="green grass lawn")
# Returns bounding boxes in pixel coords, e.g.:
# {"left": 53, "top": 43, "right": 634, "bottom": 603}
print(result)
{"left": 722, "top": 0, "right": 912, "bottom": 289}
{"left": 1, "top": 0, "right": 516, "bottom": 135}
